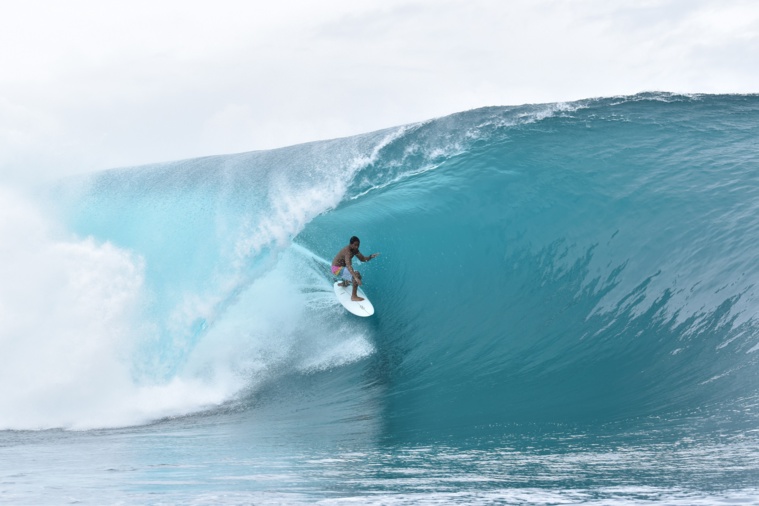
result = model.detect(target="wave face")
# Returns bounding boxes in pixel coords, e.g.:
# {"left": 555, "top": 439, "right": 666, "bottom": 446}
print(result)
{"left": 4, "top": 93, "right": 759, "bottom": 436}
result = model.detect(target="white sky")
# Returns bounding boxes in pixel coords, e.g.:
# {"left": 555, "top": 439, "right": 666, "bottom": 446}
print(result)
{"left": 1, "top": 0, "right": 758, "bottom": 184}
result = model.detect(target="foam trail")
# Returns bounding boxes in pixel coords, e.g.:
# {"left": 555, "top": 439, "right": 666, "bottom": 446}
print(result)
{"left": 0, "top": 186, "right": 374, "bottom": 429}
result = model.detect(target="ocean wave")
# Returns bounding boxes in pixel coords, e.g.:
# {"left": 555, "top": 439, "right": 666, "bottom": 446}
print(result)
{"left": 4, "top": 93, "right": 759, "bottom": 433}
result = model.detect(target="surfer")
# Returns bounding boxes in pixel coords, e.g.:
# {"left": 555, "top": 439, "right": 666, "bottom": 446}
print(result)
{"left": 332, "top": 236, "right": 379, "bottom": 301}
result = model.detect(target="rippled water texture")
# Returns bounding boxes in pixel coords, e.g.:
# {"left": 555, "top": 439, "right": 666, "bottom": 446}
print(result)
{"left": 1, "top": 93, "right": 758, "bottom": 504}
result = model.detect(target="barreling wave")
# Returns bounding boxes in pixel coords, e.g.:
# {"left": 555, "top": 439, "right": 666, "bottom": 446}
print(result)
{"left": 2, "top": 93, "right": 758, "bottom": 434}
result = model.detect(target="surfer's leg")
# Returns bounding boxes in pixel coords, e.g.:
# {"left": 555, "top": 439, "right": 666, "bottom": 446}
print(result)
{"left": 338, "top": 267, "right": 351, "bottom": 287}
{"left": 351, "top": 272, "right": 364, "bottom": 301}
{"left": 351, "top": 282, "right": 364, "bottom": 301}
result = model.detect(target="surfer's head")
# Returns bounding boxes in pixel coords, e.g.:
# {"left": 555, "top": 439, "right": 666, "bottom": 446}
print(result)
{"left": 349, "top": 236, "right": 360, "bottom": 251}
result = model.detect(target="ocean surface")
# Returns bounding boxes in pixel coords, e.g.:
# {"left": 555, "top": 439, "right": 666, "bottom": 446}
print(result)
{"left": 2, "top": 93, "right": 759, "bottom": 504}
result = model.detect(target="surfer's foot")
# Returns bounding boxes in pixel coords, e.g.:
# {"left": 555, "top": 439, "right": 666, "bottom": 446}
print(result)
{"left": 351, "top": 296, "right": 365, "bottom": 302}
{"left": 339, "top": 281, "right": 350, "bottom": 287}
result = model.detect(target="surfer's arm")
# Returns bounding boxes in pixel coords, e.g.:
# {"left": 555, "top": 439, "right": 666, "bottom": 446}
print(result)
{"left": 346, "top": 264, "right": 362, "bottom": 285}
{"left": 356, "top": 251, "right": 379, "bottom": 262}
{"left": 342, "top": 253, "right": 359, "bottom": 280}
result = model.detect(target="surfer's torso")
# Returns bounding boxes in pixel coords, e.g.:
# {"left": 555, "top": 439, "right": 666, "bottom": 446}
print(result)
{"left": 332, "top": 245, "right": 362, "bottom": 267}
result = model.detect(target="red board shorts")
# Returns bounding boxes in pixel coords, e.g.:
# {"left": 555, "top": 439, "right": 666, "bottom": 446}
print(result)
{"left": 331, "top": 265, "right": 354, "bottom": 282}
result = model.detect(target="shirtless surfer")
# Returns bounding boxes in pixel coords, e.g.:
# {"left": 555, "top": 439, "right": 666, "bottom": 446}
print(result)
{"left": 332, "top": 236, "right": 379, "bottom": 301}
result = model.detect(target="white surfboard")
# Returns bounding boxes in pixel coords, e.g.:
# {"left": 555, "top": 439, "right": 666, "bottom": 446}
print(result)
{"left": 333, "top": 281, "right": 375, "bottom": 317}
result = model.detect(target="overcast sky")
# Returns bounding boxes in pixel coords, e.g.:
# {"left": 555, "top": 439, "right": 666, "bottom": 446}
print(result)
{"left": 1, "top": 0, "right": 758, "bottom": 184}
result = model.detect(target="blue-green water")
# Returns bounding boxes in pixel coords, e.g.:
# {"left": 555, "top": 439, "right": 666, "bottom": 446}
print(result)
{"left": 2, "top": 93, "right": 759, "bottom": 504}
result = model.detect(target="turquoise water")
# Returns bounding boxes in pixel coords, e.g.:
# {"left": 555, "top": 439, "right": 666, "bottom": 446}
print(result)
{"left": 2, "top": 93, "right": 759, "bottom": 504}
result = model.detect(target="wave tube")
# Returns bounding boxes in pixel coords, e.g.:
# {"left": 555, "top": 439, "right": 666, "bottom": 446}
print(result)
{"left": 2, "top": 93, "right": 758, "bottom": 435}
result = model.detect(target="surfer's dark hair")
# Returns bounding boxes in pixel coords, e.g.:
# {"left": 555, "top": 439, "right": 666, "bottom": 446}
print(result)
{"left": 350, "top": 236, "right": 360, "bottom": 245}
